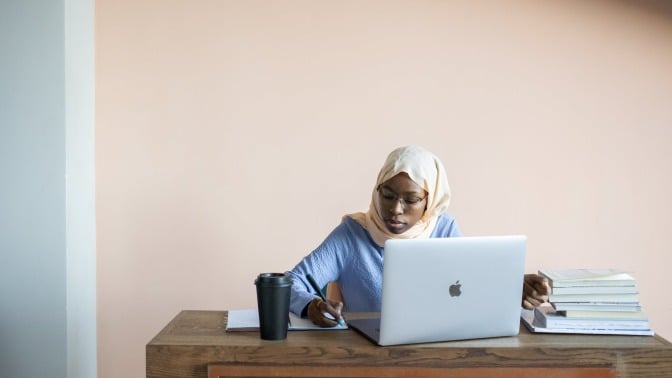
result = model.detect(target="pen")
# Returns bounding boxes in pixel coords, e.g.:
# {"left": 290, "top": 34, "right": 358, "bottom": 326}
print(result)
{"left": 306, "top": 274, "right": 346, "bottom": 327}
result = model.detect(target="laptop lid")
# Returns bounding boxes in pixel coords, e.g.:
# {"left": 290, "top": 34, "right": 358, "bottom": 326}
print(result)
{"left": 349, "top": 235, "right": 526, "bottom": 346}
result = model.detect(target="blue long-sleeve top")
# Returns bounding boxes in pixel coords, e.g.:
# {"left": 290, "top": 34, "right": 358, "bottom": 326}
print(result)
{"left": 286, "top": 213, "right": 462, "bottom": 315}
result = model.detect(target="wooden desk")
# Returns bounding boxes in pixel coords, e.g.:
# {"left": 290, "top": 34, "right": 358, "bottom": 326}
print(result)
{"left": 147, "top": 310, "right": 672, "bottom": 378}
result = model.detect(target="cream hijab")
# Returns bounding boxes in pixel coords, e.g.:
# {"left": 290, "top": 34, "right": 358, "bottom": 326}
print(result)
{"left": 347, "top": 145, "right": 451, "bottom": 247}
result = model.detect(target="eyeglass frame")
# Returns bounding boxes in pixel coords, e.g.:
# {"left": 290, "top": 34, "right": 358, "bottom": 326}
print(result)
{"left": 377, "top": 185, "right": 427, "bottom": 209}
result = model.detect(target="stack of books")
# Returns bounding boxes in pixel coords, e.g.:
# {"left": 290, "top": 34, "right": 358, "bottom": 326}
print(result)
{"left": 531, "top": 268, "right": 653, "bottom": 335}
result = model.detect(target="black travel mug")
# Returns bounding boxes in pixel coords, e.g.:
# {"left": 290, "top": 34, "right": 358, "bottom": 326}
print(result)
{"left": 255, "top": 273, "right": 293, "bottom": 340}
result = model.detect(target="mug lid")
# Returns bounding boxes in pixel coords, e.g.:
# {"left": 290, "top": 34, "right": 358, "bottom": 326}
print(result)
{"left": 255, "top": 272, "right": 292, "bottom": 285}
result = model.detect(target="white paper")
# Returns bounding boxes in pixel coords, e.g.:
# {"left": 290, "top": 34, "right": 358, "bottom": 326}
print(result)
{"left": 226, "top": 308, "right": 348, "bottom": 331}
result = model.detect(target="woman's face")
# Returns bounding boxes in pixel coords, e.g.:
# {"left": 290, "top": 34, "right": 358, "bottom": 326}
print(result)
{"left": 377, "top": 172, "right": 427, "bottom": 234}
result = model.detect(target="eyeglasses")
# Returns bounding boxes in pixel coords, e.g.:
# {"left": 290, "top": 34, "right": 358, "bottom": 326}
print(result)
{"left": 378, "top": 186, "right": 427, "bottom": 208}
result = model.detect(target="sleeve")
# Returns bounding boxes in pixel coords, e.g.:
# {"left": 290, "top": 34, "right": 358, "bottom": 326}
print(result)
{"left": 432, "top": 213, "right": 463, "bottom": 237}
{"left": 285, "top": 222, "right": 352, "bottom": 316}
{"left": 447, "top": 217, "right": 462, "bottom": 237}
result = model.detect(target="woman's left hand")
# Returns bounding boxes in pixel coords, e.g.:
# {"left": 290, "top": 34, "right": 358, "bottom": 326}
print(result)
{"left": 522, "top": 274, "right": 550, "bottom": 309}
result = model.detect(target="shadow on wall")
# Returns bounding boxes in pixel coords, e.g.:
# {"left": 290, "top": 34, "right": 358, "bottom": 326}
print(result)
{"left": 620, "top": 0, "right": 672, "bottom": 17}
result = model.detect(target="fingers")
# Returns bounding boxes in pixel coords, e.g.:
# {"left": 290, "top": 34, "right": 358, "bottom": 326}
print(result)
{"left": 522, "top": 274, "right": 550, "bottom": 308}
{"left": 308, "top": 298, "right": 335, "bottom": 327}
{"left": 522, "top": 282, "right": 547, "bottom": 309}
{"left": 524, "top": 289, "right": 549, "bottom": 303}
{"left": 540, "top": 279, "right": 551, "bottom": 296}
{"left": 307, "top": 298, "right": 343, "bottom": 327}
{"left": 533, "top": 278, "right": 550, "bottom": 296}
{"left": 524, "top": 274, "right": 550, "bottom": 296}
{"left": 524, "top": 295, "right": 545, "bottom": 308}
{"left": 322, "top": 299, "right": 344, "bottom": 323}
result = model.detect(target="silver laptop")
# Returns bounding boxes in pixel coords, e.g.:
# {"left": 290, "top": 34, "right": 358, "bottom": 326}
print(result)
{"left": 348, "top": 235, "right": 527, "bottom": 346}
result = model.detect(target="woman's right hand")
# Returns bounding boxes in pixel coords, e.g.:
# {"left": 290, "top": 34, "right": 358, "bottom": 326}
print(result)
{"left": 307, "top": 298, "right": 344, "bottom": 327}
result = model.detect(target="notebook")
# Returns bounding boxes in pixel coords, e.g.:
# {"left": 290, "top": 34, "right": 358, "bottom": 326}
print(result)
{"left": 347, "top": 235, "right": 527, "bottom": 346}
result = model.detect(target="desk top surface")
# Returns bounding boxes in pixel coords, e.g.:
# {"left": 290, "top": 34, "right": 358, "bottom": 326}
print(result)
{"left": 148, "top": 310, "right": 671, "bottom": 350}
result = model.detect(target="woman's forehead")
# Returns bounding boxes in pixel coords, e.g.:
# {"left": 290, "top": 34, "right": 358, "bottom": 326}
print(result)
{"left": 381, "top": 172, "right": 424, "bottom": 192}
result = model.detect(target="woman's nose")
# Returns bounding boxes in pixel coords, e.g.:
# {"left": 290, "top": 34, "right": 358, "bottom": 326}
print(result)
{"left": 389, "top": 199, "right": 404, "bottom": 214}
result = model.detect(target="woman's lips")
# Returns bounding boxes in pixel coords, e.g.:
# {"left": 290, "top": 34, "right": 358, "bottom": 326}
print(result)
{"left": 385, "top": 219, "right": 406, "bottom": 232}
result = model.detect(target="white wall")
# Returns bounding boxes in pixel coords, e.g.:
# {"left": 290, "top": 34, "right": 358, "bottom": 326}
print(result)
{"left": 66, "top": 0, "right": 97, "bottom": 376}
{"left": 0, "top": 0, "right": 96, "bottom": 377}
{"left": 0, "top": 0, "right": 67, "bottom": 376}
{"left": 96, "top": 1, "right": 672, "bottom": 377}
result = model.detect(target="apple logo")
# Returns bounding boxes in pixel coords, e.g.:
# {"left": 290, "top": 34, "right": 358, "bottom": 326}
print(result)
{"left": 449, "top": 280, "right": 462, "bottom": 297}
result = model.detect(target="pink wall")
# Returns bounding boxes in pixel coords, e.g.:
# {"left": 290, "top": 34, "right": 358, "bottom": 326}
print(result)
{"left": 96, "top": 1, "right": 672, "bottom": 377}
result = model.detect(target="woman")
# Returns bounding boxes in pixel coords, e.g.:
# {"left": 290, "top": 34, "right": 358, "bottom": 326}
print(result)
{"left": 287, "top": 145, "right": 549, "bottom": 327}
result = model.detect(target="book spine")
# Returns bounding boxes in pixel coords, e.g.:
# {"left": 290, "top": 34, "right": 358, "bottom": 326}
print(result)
{"left": 534, "top": 312, "right": 650, "bottom": 330}
{"left": 550, "top": 286, "right": 638, "bottom": 295}
{"left": 548, "top": 280, "right": 636, "bottom": 288}
{"left": 540, "top": 320, "right": 650, "bottom": 330}
{"left": 548, "top": 294, "right": 639, "bottom": 303}
{"left": 562, "top": 311, "right": 647, "bottom": 319}
{"left": 551, "top": 303, "right": 642, "bottom": 312}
